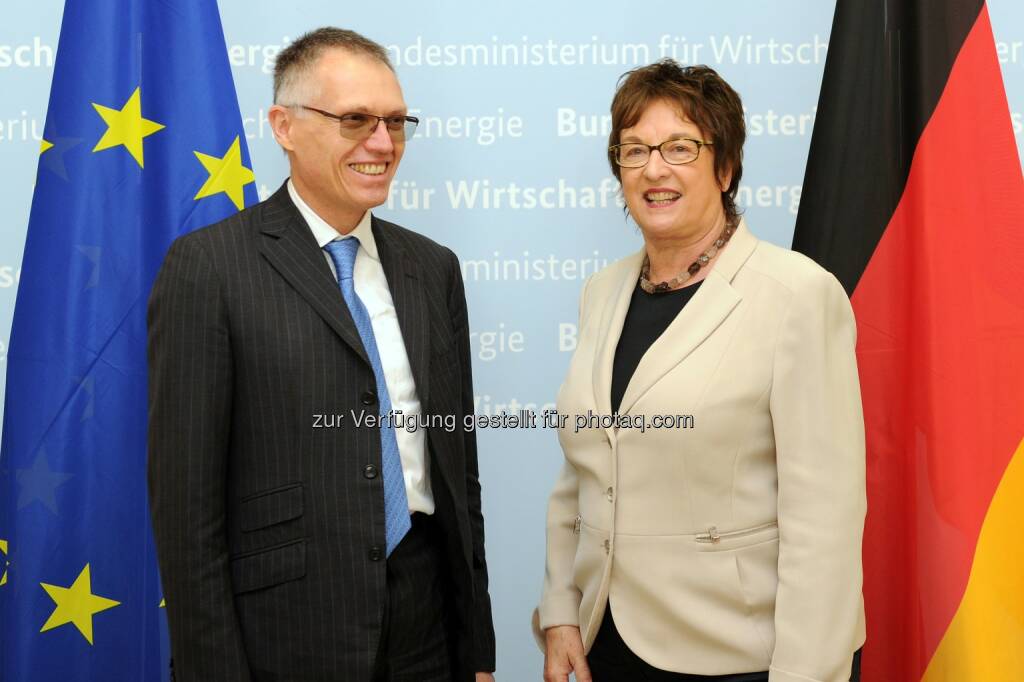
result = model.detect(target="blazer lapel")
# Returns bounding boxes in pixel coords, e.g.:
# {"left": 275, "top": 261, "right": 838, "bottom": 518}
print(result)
{"left": 257, "top": 186, "right": 369, "bottom": 366}
{"left": 616, "top": 271, "right": 740, "bottom": 416}
{"left": 374, "top": 219, "right": 459, "bottom": 501}
{"left": 373, "top": 217, "right": 432, "bottom": 407}
{"left": 592, "top": 251, "right": 645, "bottom": 418}
{"left": 614, "top": 219, "right": 759, "bottom": 416}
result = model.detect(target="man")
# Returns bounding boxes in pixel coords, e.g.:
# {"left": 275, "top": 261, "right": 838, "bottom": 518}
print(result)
{"left": 147, "top": 27, "right": 496, "bottom": 681}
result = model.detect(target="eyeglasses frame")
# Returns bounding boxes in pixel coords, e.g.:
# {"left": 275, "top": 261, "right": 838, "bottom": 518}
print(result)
{"left": 297, "top": 105, "right": 420, "bottom": 141}
{"left": 608, "top": 137, "right": 714, "bottom": 168}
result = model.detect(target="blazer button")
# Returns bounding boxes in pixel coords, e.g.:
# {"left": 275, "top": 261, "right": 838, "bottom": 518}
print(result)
{"left": 363, "top": 464, "right": 378, "bottom": 479}
{"left": 369, "top": 546, "right": 383, "bottom": 562}
{"left": 361, "top": 391, "right": 377, "bottom": 406}
{"left": 606, "top": 486, "right": 614, "bottom": 502}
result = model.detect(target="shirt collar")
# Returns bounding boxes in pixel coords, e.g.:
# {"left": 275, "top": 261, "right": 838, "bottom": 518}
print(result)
{"left": 287, "top": 178, "right": 379, "bottom": 261}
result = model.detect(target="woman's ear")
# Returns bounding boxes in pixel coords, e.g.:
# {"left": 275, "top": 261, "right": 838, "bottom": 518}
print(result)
{"left": 718, "top": 166, "right": 733, "bottom": 193}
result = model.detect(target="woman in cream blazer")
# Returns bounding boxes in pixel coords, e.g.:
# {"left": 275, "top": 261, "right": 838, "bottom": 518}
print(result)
{"left": 537, "top": 61, "right": 865, "bottom": 682}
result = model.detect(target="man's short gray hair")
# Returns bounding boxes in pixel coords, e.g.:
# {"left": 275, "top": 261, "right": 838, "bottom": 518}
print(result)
{"left": 273, "top": 27, "right": 394, "bottom": 105}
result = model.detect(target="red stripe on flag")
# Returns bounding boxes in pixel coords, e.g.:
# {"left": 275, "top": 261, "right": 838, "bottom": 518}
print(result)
{"left": 852, "top": 5, "right": 1024, "bottom": 680}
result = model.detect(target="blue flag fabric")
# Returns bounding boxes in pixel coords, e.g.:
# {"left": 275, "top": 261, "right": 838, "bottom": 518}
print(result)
{"left": 0, "top": 1, "right": 257, "bottom": 679}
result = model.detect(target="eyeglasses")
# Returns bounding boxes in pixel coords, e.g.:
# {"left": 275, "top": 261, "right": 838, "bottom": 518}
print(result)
{"left": 609, "top": 138, "right": 713, "bottom": 168}
{"left": 298, "top": 105, "right": 419, "bottom": 142}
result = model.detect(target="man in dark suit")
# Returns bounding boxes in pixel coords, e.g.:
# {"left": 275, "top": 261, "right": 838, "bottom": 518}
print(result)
{"left": 147, "top": 27, "right": 496, "bottom": 681}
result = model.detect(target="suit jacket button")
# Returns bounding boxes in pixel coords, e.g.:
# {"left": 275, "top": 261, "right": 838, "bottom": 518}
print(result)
{"left": 361, "top": 391, "right": 377, "bottom": 406}
{"left": 363, "top": 464, "right": 378, "bottom": 479}
{"left": 369, "top": 546, "right": 382, "bottom": 561}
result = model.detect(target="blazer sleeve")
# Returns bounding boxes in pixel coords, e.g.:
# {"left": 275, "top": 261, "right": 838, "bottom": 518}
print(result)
{"left": 768, "top": 270, "right": 866, "bottom": 682}
{"left": 147, "top": 235, "right": 252, "bottom": 681}
{"left": 534, "top": 276, "right": 592, "bottom": 642}
{"left": 446, "top": 249, "right": 497, "bottom": 672}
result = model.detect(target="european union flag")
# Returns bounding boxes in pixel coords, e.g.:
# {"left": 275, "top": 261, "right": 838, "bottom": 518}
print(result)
{"left": 0, "top": 1, "right": 257, "bottom": 679}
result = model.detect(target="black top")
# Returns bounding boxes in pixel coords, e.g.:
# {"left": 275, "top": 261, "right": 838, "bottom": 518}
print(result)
{"left": 611, "top": 279, "right": 702, "bottom": 414}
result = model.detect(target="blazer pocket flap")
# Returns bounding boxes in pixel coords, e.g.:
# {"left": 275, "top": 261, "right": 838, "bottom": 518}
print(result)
{"left": 694, "top": 521, "right": 779, "bottom": 552}
{"left": 239, "top": 483, "right": 303, "bottom": 532}
{"left": 231, "top": 539, "right": 306, "bottom": 594}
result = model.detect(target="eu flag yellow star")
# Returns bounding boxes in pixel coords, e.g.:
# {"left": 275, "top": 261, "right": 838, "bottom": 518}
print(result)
{"left": 92, "top": 87, "right": 165, "bottom": 168}
{"left": 40, "top": 139, "right": 54, "bottom": 154}
{"left": 40, "top": 563, "right": 120, "bottom": 644}
{"left": 0, "top": 539, "right": 8, "bottom": 586}
{"left": 193, "top": 135, "right": 255, "bottom": 211}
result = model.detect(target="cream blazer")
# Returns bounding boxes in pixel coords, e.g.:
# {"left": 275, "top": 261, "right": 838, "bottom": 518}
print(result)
{"left": 534, "top": 221, "right": 866, "bottom": 682}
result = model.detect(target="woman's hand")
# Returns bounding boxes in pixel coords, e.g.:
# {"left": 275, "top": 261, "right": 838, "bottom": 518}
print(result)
{"left": 543, "top": 625, "right": 592, "bottom": 682}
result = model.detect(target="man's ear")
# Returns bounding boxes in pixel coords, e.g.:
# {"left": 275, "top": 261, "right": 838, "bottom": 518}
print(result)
{"left": 268, "top": 104, "right": 296, "bottom": 152}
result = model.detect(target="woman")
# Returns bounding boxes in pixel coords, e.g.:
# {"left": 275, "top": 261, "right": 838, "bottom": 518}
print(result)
{"left": 535, "top": 61, "right": 865, "bottom": 682}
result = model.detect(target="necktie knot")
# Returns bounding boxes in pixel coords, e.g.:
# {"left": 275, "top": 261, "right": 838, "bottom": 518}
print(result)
{"left": 324, "top": 238, "right": 360, "bottom": 281}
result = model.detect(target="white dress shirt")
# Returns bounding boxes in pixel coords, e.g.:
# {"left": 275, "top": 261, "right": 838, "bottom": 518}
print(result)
{"left": 288, "top": 179, "right": 434, "bottom": 515}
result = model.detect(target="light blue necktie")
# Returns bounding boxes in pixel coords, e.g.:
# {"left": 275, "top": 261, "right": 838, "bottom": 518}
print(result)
{"left": 324, "top": 238, "right": 411, "bottom": 557}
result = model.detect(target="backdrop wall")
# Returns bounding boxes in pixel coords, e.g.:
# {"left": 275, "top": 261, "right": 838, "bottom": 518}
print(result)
{"left": 2, "top": 2, "right": 1022, "bottom": 678}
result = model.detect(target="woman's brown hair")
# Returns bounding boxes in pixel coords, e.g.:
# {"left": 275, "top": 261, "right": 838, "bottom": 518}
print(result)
{"left": 608, "top": 60, "right": 746, "bottom": 221}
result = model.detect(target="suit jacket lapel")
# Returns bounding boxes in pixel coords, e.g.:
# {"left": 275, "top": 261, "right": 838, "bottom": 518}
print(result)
{"left": 257, "top": 185, "right": 370, "bottom": 366}
{"left": 606, "top": 219, "right": 759, "bottom": 417}
{"left": 373, "top": 217, "right": 432, "bottom": 407}
{"left": 617, "top": 271, "right": 740, "bottom": 416}
{"left": 374, "top": 219, "right": 458, "bottom": 502}
{"left": 592, "top": 251, "right": 645, "bottom": 418}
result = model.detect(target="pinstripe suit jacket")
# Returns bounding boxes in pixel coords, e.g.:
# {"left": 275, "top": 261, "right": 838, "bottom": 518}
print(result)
{"left": 147, "top": 183, "right": 495, "bottom": 681}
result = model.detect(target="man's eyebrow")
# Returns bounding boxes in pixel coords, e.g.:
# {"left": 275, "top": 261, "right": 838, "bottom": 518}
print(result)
{"left": 337, "top": 105, "right": 408, "bottom": 116}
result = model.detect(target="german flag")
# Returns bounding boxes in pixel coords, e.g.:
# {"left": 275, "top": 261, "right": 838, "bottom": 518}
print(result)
{"left": 793, "top": 1, "right": 1024, "bottom": 680}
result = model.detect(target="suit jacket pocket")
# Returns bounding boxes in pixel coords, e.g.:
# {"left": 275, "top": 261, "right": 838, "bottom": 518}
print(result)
{"left": 239, "top": 483, "right": 303, "bottom": 532}
{"left": 230, "top": 538, "right": 306, "bottom": 594}
{"left": 693, "top": 521, "right": 778, "bottom": 552}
